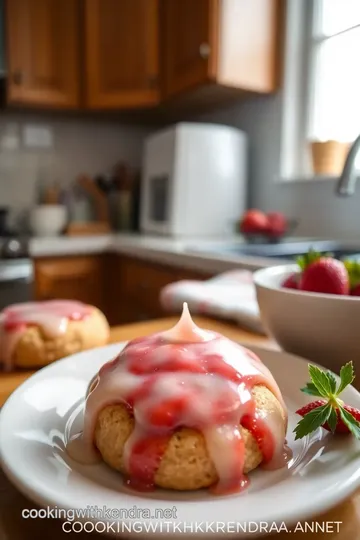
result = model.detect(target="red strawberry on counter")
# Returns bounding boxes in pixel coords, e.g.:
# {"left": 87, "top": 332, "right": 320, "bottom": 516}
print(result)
{"left": 266, "top": 212, "right": 288, "bottom": 237}
{"left": 297, "top": 250, "right": 349, "bottom": 295}
{"left": 294, "top": 361, "right": 360, "bottom": 440}
{"left": 240, "top": 209, "right": 269, "bottom": 234}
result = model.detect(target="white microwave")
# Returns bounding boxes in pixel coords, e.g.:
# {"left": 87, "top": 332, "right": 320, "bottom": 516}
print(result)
{"left": 140, "top": 123, "right": 248, "bottom": 237}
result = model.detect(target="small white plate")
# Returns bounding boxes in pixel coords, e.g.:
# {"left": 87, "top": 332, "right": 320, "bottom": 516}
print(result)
{"left": 1, "top": 343, "right": 360, "bottom": 538}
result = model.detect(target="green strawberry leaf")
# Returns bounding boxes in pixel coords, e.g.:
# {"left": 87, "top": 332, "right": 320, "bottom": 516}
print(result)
{"left": 296, "top": 249, "right": 333, "bottom": 271}
{"left": 296, "top": 249, "right": 321, "bottom": 271}
{"left": 300, "top": 382, "right": 324, "bottom": 397}
{"left": 294, "top": 403, "right": 332, "bottom": 440}
{"left": 344, "top": 260, "right": 360, "bottom": 289}
{"left": 308, "top": 364, "right": 333, "bottom": 398}
{"left": 326, "top": 371, "right": 337, "bottom": 394}
{"left": 337, "top": 361, "right": 355, "bottom": 395}
{"left": 327, "top": 407, "right": 338, "bottom": 433}
{"left": 338, "top": 406, "right": 360, "bottom": 439}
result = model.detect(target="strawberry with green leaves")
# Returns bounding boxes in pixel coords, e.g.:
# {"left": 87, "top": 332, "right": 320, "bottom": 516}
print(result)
{"left": 296, "top": 250, "right": 349, "bottom": 295}
{"left": 294, "top": 361, "right": 360, "bottom": 440}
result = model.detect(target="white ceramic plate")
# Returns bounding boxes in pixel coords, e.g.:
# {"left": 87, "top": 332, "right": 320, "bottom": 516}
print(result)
{"left": 1, "top": 343, "right": 360, "bottom": 538}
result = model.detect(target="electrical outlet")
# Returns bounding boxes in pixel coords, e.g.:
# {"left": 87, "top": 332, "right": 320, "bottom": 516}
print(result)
{"left": 23, "top": 125, "right": 54, "bottom": 148}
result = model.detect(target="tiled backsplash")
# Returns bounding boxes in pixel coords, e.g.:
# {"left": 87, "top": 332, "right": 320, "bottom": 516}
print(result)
{"left": 0, "top": 112, "right": 150, "bottom": 228}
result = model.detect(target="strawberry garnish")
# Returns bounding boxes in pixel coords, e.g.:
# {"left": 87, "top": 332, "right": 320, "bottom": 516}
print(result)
{"left": 294, "top": 361, "right": 360, "bottom": 440}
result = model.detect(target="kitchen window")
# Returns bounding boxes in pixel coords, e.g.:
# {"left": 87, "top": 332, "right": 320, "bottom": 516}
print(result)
{"left": 280, "top": 0, "right": 360, "bottom": 180}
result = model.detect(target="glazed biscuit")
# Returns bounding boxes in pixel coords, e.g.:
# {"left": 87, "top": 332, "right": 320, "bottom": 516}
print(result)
{"left": 7, "top": 307, "right": 109, "bottom": 369}
{"left": 94, "top": 385, "right": 285, "bottom": 491}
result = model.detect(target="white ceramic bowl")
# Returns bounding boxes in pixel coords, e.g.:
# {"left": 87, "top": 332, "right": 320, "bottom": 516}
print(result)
{"left": 30, "top": 205, "right": 68, "bottom": 237}
{"left": 253, "top": 264, "right": 360, "bottom": 373}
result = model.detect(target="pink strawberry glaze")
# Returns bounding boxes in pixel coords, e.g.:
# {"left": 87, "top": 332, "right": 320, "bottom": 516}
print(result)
{"left": 0, "top": 300, "right": 91, "bottom": 371}
{"left": 68, "top": 304, "right": 290, "bottom": 494}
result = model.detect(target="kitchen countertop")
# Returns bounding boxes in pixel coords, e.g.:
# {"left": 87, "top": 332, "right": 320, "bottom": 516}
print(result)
{"left": 0, "top": 317, "right": 359, "bottom": 539}
{"left": 29, "top": 233, "right": 290, "bottom": 272}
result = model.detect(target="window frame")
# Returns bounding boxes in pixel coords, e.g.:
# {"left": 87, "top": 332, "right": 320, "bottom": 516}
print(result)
{"left": 280, "top": 0, "right": 315, "bottom": 181}
{"left": 279, "top": 0, "right": 360, "bottom": 182}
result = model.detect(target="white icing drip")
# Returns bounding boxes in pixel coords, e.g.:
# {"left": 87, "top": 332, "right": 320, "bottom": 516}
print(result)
{"left": 78, "top": 364, "right": 139, "bottom": 454}
{"left": 203, "top": 424, "right": 244, "bottom": 489}
{"left": 161, "top": 302, "right": 215, "bottom": 343}
{"left": 259, "top": 406, "right": 291, "bottom": 470}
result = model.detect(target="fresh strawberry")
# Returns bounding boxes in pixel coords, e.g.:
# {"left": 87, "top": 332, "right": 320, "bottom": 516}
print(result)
{"left": 298, "top": 252, "right": 349, "bottom": 295}
{"left": 240, "top": 209, "right": 269, "bottom": 234}
{"left": 266, "top": 212, "right": 287, "bottom": 237}
{"left": 344, "top": 260, "right": 360, "bottom": 296}
{"left": 294, "top": 361, "right": 360, "bottom": 440}
{"left": 296, "top": 400, "right": 360, "bottom": 434}
{"left": 282, "top": 273, "right": 299, "bottom": 289}
{"left": 296, "top": 400, "right": 326, "bottom": 417}
{"left": 351, "top": 284, "right": 360, "bottom": 296}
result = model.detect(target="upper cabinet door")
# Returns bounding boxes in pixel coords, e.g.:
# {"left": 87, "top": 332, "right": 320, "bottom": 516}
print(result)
{"left": 6, "top": 0, "right": 80, "bottom": 108}
{"left": 162, "top": 0, "right": 219, "bottom": 98}
{"left": 85, "top": 0, "right": 160, "bottom": 109}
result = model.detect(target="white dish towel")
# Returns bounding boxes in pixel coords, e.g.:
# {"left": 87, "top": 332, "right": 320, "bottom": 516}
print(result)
{"left": 160, "top": 270, "right": 265, "bottom": 335}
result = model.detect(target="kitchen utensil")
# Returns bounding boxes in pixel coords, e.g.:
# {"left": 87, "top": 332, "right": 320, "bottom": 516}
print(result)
{"left": 78, "top": 175, "right": 110, "bottom": 230}
{"left": 112, "top": 162, "right": 134, "bottom": 231}
{"left": 95, "top": 175, "right": 116, "bottom": 194}
{"left": 43, "top": 182, "right": 61, "bottom": 205}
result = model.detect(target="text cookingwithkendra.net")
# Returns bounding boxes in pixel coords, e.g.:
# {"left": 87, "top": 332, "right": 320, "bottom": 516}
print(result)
{"left": 22, "top": 508, "right": 342, "bottom": 535}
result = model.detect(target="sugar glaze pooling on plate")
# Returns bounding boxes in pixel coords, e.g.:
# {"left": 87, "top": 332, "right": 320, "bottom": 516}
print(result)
{"left": 68, "top": 303, "right": 290, "bottom": 494}
{"left": 0, "top": 301, "right": 92, "bottom": 371}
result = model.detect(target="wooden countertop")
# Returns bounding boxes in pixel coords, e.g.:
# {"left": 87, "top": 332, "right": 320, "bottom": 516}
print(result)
{"left": 1, "top": 317, "right": 359, "bottom": 539}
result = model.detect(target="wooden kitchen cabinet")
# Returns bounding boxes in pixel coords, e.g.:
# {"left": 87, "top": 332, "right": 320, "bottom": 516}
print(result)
{"left": 107, "top": 255, "right": 211, "bottom": 326}
{"left": 5, "top": 0, "right": 80, "bottom": 108}
{"left": 162, "top": 0, "right": 281, "bottom": 98}
{"left": 84, "top": 0, "right": 160, "bottom": 109}
{"left": 33, "top": 254, "right": 211, "bottom": 326}
{"left": 34, "top": 256, "right": 105, "bottom": 310}
{"left": 4, "top": 0, "right": 281, "bottom": 112}
{"left": 162, "top": 0, "right": 218, "bottom": 97}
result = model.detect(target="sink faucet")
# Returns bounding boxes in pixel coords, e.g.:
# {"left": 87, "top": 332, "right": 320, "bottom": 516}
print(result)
{"left": 336, "top": 133, "right": 360, "bottom": 196}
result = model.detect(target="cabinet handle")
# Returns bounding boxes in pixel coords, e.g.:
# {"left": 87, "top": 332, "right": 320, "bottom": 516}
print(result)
{"left": 12, "top": 71, "right": 23, "bottom": 85}
{"left": 199, "top": 43, "right": 211, "bottom": 59}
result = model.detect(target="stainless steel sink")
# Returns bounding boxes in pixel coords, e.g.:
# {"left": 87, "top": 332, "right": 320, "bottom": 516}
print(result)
{"left": 187, "top": 240, "right": 360, "bottom": 261}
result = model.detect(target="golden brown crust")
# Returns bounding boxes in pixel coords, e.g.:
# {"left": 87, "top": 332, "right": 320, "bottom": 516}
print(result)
{"left": 94, "top": 385, "right": 286, "bottom": 491}
{"left": 13, "top": 307, "right": 109, "bottom": 368}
